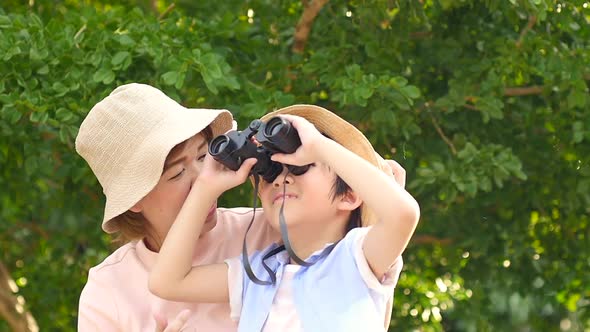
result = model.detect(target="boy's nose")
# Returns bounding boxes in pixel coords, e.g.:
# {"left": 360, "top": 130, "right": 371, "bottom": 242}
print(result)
{"left": 272, "top": 166, "right": 293, "bottom": 187}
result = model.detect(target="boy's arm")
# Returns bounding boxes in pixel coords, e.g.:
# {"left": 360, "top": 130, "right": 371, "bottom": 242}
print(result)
{"left": 270, "top": 114, "right": 420, "bottom": 280}
{"left": 148, "top": 180, "right": 229, "bottom": 302}
{"left": 148, "top": 156, "right": 256, "bottom": 303}
{"left": 315, "top": 139, "right": 420, "bottom": 279}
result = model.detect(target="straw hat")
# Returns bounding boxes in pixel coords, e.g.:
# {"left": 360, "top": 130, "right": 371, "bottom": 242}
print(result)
{"left": 260, "top": 104, "right": 385, "bottom": 227}
{"left": 75, "top": 83, "right": 233, "bottom": 233}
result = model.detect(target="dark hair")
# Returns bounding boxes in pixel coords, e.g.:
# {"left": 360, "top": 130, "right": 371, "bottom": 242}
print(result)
{"left": 330, "top": 176, "right": 362, "bottom": 232}
{"left": 322, "top": 131, "right": 362, "bottom": 232}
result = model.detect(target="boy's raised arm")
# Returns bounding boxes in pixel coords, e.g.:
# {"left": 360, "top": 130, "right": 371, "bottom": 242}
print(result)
{"left": 148, "top": 179, "right": 230, "bottom": 302}
{"left": 270, "top": 114, "right": 420, "bottom": 280}
{"left": 148, "top": 156, "right": 257, "bottom": 303}
{"left": 315, "top": 139, "right": 420, "bottom": 279}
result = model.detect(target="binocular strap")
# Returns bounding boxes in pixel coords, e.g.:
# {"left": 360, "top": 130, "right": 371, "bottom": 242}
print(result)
{"left": 242, "top": 174, "right": 338, "bottom": 285}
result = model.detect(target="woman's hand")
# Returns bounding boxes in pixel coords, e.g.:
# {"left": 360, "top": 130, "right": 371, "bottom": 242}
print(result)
{"left": 381, "top": 159, "right": 406, "bottom": 188}
{"left": 154, "top": 309, "right": 190, "bottom": 332}
{"left": 195, "top": 154, "right": 257, "bottom": 197}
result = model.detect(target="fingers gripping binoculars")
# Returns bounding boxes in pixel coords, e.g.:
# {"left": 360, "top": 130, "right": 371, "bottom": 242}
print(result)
{"left": 208, "top": 117, "right": 307, "bottom": 183}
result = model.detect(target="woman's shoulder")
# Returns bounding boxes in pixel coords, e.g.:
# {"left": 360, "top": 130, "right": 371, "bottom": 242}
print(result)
{"left": 88, "top": 241, "right": 142, "bottom": 277}
{"left": 216, "top": 206, "right": 263, "bottom": 220}
{"left": 214, "top": 207, "right": 279, "bottom": 251}
{"left": 215, "top": 207, "right": 273, "bottom": 234}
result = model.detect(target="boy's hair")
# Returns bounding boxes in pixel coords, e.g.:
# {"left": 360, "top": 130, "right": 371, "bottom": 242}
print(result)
{"left": 110, "top": 126, "right": 214, "bottom": 246}
{"left": 323, "top": 132, "right": 361, "bottom": 232}
{"left": 331, "top": 176, "right": 362, "bottom": 232}
{"left": 260, "top": 105, "right": 383, "bottom": 227}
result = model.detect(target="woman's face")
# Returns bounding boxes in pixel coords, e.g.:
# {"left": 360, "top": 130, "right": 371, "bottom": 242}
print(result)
{"left": 131, "top": 133, "right": 218, "bottom": 247}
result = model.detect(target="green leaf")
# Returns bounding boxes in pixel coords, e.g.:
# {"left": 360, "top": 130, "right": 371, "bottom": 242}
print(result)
{"left": 569, "top": 22, "right": 580, "bottom": 31}
{"left": 4, "top": 106, "right": 22, "bottom": 124}
{"left": 24, "top": 156, "right": 38, "bottom": 176}
{"left": 390, "top": 76, "right": 408, "bottom": 88}
{"left": 355, "top": 86, "right": 373, "bottom": 99}
{"left": 572, "top": 121, "right": 584, "bottom": 143}
{"left": 567, "top": 90, "right": 587, "bottom": 108}
{"left": 111, "top": 51, "right": 130, "bottom": 66}
{"left": 475, "top": 97, "right": 504, "bottom": 122}
{"left": 161, "top": 71, "right": 179, "bottom": 86}
{"left": 402, "top": 85, "right": 421, "bottom": 99}
{"left": 55, "top": 108, "right": 74, "bottom": 123}
{"left": 391, "top": 91, "right": 410, "bottom": 110}
{"left": 52, "top": 82, "right": 69, "bottom": 97}
{"left": 92, "top": 67, "right": 115, "bottom": 84}
{"left": 0, "top": 15, "right": 11, "bottom": 28}
{"left": 116, "top": 34, "right": 136, "bottom": 46}
{"left": 174, "top": 72, "right": 186, "bottom": 90}
{"left": 29, "top": 47, "right": 49, "bottom": 61}
{"left": 4, "top": 46, "right": 22, "bottom": 61}
{"left": 37, "top": 64, "right": 49, "bottom": 75}
{"left": 58, "top": 126, "right": 69, "bottom": 144}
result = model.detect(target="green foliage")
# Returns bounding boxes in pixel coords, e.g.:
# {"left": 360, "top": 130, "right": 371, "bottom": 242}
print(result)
{"left": 1, "top": 0, "right": 589, "bottom": 331}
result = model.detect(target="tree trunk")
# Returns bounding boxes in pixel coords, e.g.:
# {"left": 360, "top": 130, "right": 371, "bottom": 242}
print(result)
{"left": 0, "top": 261, "right": 39, "bottom": 332}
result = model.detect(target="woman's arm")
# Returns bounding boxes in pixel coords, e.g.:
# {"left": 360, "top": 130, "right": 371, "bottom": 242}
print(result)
{"left": 78, "top": 272, "right": 120, "bottom": 330}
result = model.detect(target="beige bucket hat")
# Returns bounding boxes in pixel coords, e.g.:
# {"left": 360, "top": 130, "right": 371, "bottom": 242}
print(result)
{"left": 75, "top": 83, "right": 233, "bottom": 233}
{"left": 260, "top": 104, "right": 385, "bottom": 227}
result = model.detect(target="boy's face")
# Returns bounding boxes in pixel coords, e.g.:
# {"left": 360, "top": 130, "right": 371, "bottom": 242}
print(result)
{"left": 131, "top": 133, "right": 218, "bottom": 240}
{"left": 258, "top": 163, "right": 341, "bottom": 231}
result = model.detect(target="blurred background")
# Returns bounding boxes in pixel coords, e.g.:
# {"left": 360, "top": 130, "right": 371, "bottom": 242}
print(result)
{"left": 0, "top": 0, "right": 589, "bottom": 331}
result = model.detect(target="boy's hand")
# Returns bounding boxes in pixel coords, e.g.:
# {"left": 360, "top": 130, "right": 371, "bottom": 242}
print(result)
{"left": 196, "top": 154, "right": 257, "bottom": 196}
{"left": 268, "top": 114, "right": 326, "bottom": 166}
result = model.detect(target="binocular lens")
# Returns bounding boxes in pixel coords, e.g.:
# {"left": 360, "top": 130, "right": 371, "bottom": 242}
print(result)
{"left": 264, "top": 117, "right": 286, "bottom": 137}
{"left": 209, "top": 135, "right": 230, "bottom": 155}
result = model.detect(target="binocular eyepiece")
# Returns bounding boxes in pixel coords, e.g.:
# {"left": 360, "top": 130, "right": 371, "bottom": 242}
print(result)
{"left": 208, "top": 116, "right": 301, "bottom": 182}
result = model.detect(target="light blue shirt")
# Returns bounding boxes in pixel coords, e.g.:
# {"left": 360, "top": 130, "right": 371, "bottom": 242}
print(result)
{"left": 233, "top": 227, "right": 403, "bottom": 332}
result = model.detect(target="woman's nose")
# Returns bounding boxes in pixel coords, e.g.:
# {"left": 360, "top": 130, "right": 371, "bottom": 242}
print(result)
{"left": 272, "top": 165, "right": 293, "bottom": 187}
{"left": 188, "top": 159, "right": 203, "bottom": 180}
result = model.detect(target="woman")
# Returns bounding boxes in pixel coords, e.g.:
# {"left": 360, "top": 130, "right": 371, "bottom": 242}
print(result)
{"left": 75, "top": 83, "right": 278, "bottom": 331}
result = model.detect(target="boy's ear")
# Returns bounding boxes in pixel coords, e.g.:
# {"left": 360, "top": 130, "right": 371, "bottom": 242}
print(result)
{"left": 336, "top": 191, "right": 363, "bottom": 212}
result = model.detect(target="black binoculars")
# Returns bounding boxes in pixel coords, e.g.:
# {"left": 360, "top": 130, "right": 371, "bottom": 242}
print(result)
{"left": 208, "top": 116, "right": 310, "bottom": 182}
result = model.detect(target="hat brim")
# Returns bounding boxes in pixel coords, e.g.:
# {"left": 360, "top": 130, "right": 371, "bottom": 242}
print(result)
{"left": 101, "top": 107, "right": 232, "bottom": 233}
{"left": 260, "top": 104, "right": 382, "bottom": 227}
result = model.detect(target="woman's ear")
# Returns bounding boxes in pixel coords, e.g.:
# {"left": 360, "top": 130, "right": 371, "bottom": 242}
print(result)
{"left": 129, "top": 200, "right": 143, "bottom": 213}
{"left": 336, "top": 191, "right": 363, "bottom": 212}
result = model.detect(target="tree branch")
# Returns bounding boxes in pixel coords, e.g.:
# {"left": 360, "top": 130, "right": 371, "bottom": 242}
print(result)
{"left": 409, "top": 31, "right": 432, "bottom": 39}
{"left": 429, "top": 113, "right": 457, "bottom": 155}
{"left": 292, "top": 0, "right": 330, "bottom": 54}
{"left": 411, "top": 234, "right": 453, "bottom": 246}
{"left": 158, "top": 3, "right": 176, "bottom": 20}
{"left": 503, "top": 85, "right": 544, "bottom": 96}
{"left": 462, "top": 103, "right": 479, "bottom": 111}
{"left": 515, "top": 15, "right": 537, "bottom": 48}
